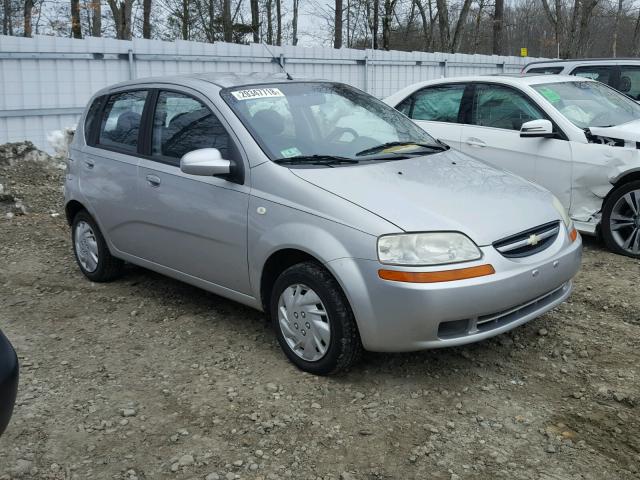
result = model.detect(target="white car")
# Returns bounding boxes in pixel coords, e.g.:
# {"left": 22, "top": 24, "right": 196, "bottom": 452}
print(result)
{"left": 522, "top": 59, "right": 640, "bottom": 101}
{"left": 385, "top": 74, "right": 640, "bottom": 258}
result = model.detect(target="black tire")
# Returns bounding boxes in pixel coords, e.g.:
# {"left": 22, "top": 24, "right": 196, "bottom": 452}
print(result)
{"left": 601, "top": 180, "right": 640, "bottom": 258}
{"left": 71, "top": 210, "right": 124, "bottom": 282}
{"left": 270, "top": 262, "right": 362, "bottom": 375}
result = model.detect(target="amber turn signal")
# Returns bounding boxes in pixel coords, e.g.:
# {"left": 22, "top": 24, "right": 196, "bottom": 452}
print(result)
{"left": 378, "top": 264, "right": 496, "bottom": 283}
{"left": 569, "top": 228, "right": 578, "bottom": 242}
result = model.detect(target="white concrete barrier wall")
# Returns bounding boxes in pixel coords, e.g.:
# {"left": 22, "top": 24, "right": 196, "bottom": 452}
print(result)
{"left": 0, "top": 35, "right": 548, "bottom": 152}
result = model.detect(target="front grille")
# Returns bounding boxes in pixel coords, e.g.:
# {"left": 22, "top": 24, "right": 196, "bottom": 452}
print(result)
{"left": 437, "top": 282, "right": 570, "bottom": 339}
{"left": 493, "top": 221, "right": 560, "bottom": 258}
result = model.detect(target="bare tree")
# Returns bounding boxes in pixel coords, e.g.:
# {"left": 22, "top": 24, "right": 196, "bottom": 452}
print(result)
{"left": 540, "top": 0, "right": 563, "bottom": 57}
{"left": 251, "top": 0, "right": 259, "bottom": 41}
{"left": 292, "top": 0, "right": 299, "bottom": 45}
{"left": 381, "top": 0, "right": 397, "bottom": 50}
{"left": 107, "top": 0, "right": 133, "bottom": 39}
{"left": 276, "top": 0, "right": 281, "bottom": 44}
{"left": 90, "top": 0, "right": 102, "bottom": 36}
{"left": 415, "top": 0, "right": 433, "bottom": 50}
{"left": 335, "top": 0, "right": 343, "bottom": 48}
{"left": 633, "top": 8, "right": 640, "bottom": 56}
{"left": 223, "top": 0, "right": 232, "bottom": 41}
{"left": 143, "top": 0, "right": 152, "bottom": 38}
{"left": 71, "top": 0, "right": 82, "bottom": 37}
{"left": 24, "top": 0, "right": 33, "bottom": 36}
{"left": 450, "top": 0, "right": 472, "bottom": 52}
{"left": 492, "top": 0, "right": 504, "bottom": 54}
{"left": 266, "top": 0, "right": 273, "bottom": 43}
{"left": 612, "top": 0, "right": 623, "bottom": 57}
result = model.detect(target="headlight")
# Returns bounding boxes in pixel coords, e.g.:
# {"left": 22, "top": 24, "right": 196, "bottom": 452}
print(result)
{"left": 377, "top": 232, "right": 482, "bottom": 266}
{"left": 552, "top": 196, "right": 574, "bottom": 230}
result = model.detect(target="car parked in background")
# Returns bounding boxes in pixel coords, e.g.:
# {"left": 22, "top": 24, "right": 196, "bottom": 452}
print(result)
{"left": 522, "top": 59, "right": 640, "bottom": 100}
{"left": 64, "top": 73, "right": 581, "bottom": 374}
{"left": 0, "top": 329, "right": 19, "bottom": 437}
{"left": 386, "top": 74, "right": 640, "bottom": 258}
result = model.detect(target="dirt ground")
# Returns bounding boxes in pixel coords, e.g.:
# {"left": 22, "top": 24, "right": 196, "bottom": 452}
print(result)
{"left": 0, "top": 146, "right": 639, "bottom": 480}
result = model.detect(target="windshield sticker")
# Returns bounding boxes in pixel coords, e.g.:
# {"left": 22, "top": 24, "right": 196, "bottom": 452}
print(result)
{"left": 231, "top": 88, "right": 284, "bottom": 101}
{"left": 538, "top": 87, "right": 561, "bottom": 103}
{"left": 280, "top": 147, "right": 302, "bottom": 158}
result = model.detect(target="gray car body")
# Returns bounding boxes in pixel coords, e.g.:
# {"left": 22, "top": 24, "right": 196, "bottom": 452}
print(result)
{"left": 65, "top": 73, "right": 582, "bottom": 352}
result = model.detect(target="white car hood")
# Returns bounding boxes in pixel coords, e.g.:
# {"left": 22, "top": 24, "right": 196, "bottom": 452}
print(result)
{"left": 588, "top": 119, "right": 640, "bottom": 144}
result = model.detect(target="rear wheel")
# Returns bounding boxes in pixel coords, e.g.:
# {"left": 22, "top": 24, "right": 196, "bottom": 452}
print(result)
{"left": 270, "top": 262, "right": 362, "bottom": 375}
{"left": 71, "top": 210, "right": 124, "bottom": 282}
{"left": 602, "top": 180, "right": 640, "bottom": 258}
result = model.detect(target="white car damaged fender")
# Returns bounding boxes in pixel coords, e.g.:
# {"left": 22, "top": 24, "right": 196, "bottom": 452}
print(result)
{"left": 569, "top": 139, "right": 640, "bottom": 227}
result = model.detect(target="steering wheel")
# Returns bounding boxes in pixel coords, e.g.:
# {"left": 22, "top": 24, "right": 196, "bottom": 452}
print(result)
{"left": 326, "top": 127, "right": 359, "bottom": 143}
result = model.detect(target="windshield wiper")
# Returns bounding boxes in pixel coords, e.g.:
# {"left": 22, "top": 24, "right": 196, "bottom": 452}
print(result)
{"left": 356, "top": 141, "right": 447, "bottom": 157}
{"left": 274, "top": 155, "right": 360, "bottom": 166}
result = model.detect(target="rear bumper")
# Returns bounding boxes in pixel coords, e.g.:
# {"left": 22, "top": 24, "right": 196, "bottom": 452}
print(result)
{"left": 328, "top": 230, "right": 582, "bottom": 352}
{"left": 0, "top": 330, "right": 19, "bottom": 437}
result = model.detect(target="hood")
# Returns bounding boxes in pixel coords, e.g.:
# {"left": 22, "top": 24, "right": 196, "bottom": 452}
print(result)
{"left": 290, "top": 150, "right": 561, "bottom": 246}
{"left": 588, "top": 119, "right": 640, "bottom": 144}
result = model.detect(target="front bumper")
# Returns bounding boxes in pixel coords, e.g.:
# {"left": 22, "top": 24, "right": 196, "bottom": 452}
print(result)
{"left": 328, "top": 230, "right": 582, "bottom": 352}
{"left": 0, "top": 330, "right": 19, "bottom": 437}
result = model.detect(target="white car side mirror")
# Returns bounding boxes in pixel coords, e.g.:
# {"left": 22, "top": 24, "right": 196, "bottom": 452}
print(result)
{"left": 520, "top": 119, "right": 555, "bottom": 138}
{"left": 180, "top": 148, "right": 231, "bottom": 176}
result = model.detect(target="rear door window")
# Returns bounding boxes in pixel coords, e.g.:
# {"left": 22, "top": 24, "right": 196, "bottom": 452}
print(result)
{"left": 151, "top": 91, "right": 231, "bottom": 163}
{"left": 84, "top": 96, "right": 104, "bottom": 145}
{"left": 571, "top": 66, "right": 615, "bottom": 86}
{"left": 526, "top": 66, "right": 564, "bottom": 74}
{"left": 618, "top": 66, "right": 640, "bottom": 100}
{"left": 410, "top": 84, "right": 465, "bottom": 122}
{"left": 98, "top": 91, "right": 147, "bottom": 153}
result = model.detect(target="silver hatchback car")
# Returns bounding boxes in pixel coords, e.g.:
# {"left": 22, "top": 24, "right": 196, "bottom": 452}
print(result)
{"left": 65, "top": 73, "right": 582, "bottom": 374}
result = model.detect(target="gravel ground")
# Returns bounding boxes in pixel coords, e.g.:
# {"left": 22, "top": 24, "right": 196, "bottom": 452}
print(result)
{"left": 0, "top": 147, "right": 639, "bottom": 480}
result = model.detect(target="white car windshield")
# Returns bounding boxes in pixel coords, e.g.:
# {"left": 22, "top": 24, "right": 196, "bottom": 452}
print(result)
{"left": 222, "top": 82, "right": 441, "bottom": 164}
{"left": 533, "top": 81, "right": 640, "bottom": 129}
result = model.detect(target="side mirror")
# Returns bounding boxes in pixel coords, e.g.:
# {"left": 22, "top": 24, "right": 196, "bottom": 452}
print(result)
{"left": 180, "top": 148, "right": 231, "bottom": 176}
{"left": 520, "top": 119, "right": 555, "bottom": 138}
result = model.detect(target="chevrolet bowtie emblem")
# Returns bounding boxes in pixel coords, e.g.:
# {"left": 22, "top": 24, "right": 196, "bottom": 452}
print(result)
{"left": 528, "top": 234, "right": 540, "bottom": 246}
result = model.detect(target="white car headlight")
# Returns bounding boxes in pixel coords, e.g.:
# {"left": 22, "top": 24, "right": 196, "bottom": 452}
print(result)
{"left": 377, "top": 232, "right": 482, "bottom": 266}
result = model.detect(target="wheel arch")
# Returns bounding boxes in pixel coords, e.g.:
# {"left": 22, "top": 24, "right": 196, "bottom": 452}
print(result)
{"left": 604, "top": 170, "right": 640, "bottom": 207}
{"left": 259, "top": 248, "right": 325, "bottom": 313}
{"left": 65, "top": 199, "right": 87, "bottom": 225}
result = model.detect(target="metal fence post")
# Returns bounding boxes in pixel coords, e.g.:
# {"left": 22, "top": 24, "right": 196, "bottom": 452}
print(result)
{"left": 364, "top": 55, "right": 369, "bottom": 93}
{"left": 128, "top": 49, "right": 135, "bottom": 80}
{"left": 442, "top": 59, "right": 448, "bottom": 78}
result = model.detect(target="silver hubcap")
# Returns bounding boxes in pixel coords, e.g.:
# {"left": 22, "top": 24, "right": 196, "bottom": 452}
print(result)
{"left": 277, "top": 284, "right": 331, "bottom": 362}
{"left": 610, "top": 189, "right": 640, "bottom": 255}
{"left": 74, "top": 221, "right": 99, "bottom": 273}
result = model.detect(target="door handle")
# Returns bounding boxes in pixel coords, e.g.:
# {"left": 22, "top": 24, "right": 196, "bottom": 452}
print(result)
{"left": 465, "top": 138, "right": 487, "bottom": 147}
{"left": 146, "top": 174, "right": 161, "bottom": 187}
{"left": 84, "top": 159, "right": 95, "bottom": 169}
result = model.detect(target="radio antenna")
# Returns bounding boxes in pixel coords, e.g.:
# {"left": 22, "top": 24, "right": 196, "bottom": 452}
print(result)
{"left": 261, "top": 41, "right": 293, "bottom": 80}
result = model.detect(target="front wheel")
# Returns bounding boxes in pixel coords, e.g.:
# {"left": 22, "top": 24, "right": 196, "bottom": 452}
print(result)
{"left": 270, "top": 262, "right": 362, "bottom": 375}
{"left": 601, "top": 180, "right": 640, "bottom": 258}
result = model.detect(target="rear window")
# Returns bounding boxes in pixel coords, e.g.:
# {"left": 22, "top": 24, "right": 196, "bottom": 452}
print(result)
{"left": 98, "top": 91, "right": 147, "bottom": 153}
{"left": 527, "top": 67, "right": 564, "bottom": 74}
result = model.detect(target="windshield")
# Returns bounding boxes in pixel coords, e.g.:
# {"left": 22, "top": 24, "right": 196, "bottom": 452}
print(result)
{"left": 221, "top": 82, "right": 438, "bottom": 163}
{"left": 532, "top": 81, "right": 640, "bottom": 128}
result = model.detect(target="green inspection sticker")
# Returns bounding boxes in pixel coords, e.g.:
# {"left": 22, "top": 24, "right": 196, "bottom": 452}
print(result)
{"left": 538, "top": 87, "right": 561, "bottom": 103}
{"left": 280, "top": 147, "right": 302, "bottom": 157}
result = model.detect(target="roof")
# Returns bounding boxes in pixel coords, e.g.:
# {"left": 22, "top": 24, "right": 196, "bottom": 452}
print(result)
{"left": 100, "top": 71, "right": 318, "bottom": 94}
{"left": 525, "top": 58, "right": 640, "bottom": 67}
